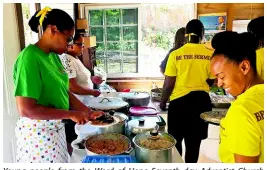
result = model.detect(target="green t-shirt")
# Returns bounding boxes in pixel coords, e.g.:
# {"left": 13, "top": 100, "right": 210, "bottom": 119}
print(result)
{"left": 13, "top": 44, "right": 69, "bottom": 110}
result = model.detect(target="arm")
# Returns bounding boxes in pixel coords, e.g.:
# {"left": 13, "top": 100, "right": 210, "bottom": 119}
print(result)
{"left": 68, "top": 91, "right": 104, "bottom": 120}
{"left": 69, "top": 78, "right": 100, "bottom": 96}
{"left": 234, "top": 154, "right": 259, "bottom": 163}
{"left": 68, "top": 91, "right": 91, "bottom": 112}
{"left": 160, "top": 76, "right": 176, "bottom": 110}
{"left": 14, "top": 54, "right": 94, "bottom": 124}
{"left": 159, "top": 51, "right": 172, "bottom": 75}
{"left": 16, "top": 96, "right": 77, "bottom": 120}
{"left": 207, "top": 54, "right": 216, "bottom": 87}
{"left": 160, "top": 51, "right": 177, "bottom": 110}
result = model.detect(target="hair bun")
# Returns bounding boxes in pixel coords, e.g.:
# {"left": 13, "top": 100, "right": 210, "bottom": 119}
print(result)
{"left": 212, "top": 31, "right": 259, "bottom": 57}
{"left": 239, "top": 32, "right": 259, "bottom": 51}
{"left": 28, "top": 10, "right": 41, "bottom": 33}
{"left": 211, "top": 31, "right": 239, "bottom": 51}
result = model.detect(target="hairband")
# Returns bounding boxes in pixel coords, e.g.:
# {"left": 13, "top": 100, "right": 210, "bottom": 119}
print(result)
{"left": 36, "top": 6, "right": 52, "bottom": 26}
{"left": 185, "top": 33, "right": 198, "bottom": 42}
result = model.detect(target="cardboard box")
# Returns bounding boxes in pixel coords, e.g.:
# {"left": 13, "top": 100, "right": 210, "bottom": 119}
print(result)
{"left": 84, "top": 36, "right": 96, "bottom": 48}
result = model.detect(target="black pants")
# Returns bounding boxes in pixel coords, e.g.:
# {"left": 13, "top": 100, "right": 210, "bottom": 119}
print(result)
{"left": 63, "top": 119, "right": 77, "bottom": 144}
{"left": 167, "top": 91, "right": 212, "bottom": 163}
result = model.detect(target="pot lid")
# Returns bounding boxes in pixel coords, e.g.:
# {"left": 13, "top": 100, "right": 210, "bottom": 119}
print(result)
{"left": 133, "top": 130, "right": 176, "bottom": 150}
{"left": 120, "top": 92, "right": 150, "bottom": 99}
{"left": 87, "top": 97, "right": 128, "bottom": 110}
{"left": 127, "top": 119, "right": 157, "bottom": 134}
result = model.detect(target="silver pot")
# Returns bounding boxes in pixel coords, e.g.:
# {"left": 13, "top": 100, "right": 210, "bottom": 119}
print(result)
{"left": 120, "top": 92, "right": 150, "bottom": 106}
{"left": 84, "top": 133, "right": 133, "bottom": 155}
{"left": 125, "top": 119, "right": 159, "bottom": 141}
{"left": 133, "top": 130, "right": 176, "bottom": 163}
{"left": 96, "top": 112, "right": 128, "bottom": 134}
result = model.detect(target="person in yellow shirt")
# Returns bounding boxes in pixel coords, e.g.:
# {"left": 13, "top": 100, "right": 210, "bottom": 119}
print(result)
{"left": 160, "top": 19, "right": 215, "bottom": 163}
{"left": 210, "top": 31, "right": 264, "bottom": 163}
{"left": 247, "top": 16, "right": 264, "bottom": 80}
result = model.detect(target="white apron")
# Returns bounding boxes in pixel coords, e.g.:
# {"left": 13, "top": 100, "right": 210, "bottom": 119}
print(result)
{"left": 15, "top": 117, "right": 69, "bottom": 163}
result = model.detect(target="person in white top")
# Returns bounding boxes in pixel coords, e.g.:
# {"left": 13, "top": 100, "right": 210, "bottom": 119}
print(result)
{"left": 59, "top": 32, "right": 103, "bottom": 155}
{"left": 60, "top": 33, "right": 103, "bottom": 97}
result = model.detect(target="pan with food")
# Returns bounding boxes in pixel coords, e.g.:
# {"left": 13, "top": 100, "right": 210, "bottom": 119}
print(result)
{"left": 85, "top": 133, "right": 133, "bottom": 155}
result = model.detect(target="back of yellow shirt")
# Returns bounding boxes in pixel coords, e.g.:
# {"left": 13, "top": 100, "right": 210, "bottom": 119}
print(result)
{"left": 219, "top": 84, "right": 264, "bottom": 163}
{"left": 164, "top": 43, "right": 215, "bottom": 101}
{"left": 256, "top": 48, "right": 264, "bottom": 80}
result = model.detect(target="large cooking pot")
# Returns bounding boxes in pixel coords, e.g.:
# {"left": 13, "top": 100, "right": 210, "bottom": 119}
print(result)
{"left": 84, "top": 133, "right": 133, "bottom": 155}
{"left": 120, "top": 92, "right": 150, "bottom": 106}
{"left": 133, "top": 130, "right": 176, "bottom": 163}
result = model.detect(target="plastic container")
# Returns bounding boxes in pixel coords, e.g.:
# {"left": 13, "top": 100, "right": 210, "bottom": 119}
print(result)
{"left": 129, "top": 106, "right": 158, "bottom": 116}
{"left": 82, "top": 155, "right": 136, "bottom": 163}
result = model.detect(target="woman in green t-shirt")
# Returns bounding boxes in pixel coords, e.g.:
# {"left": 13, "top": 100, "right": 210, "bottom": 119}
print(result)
{"left": 13, "top": 7, "right": 104, "bottom": 163}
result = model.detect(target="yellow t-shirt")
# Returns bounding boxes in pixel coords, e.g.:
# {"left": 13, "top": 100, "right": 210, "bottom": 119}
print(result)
{"left": 219, "top": 84, "right": 264, "bottom": 163}
{"left": 256, "top": 48, "right": 264, "bottom": 80}
{"left": 164, "top": 43, "right": 215, "bottom": 101}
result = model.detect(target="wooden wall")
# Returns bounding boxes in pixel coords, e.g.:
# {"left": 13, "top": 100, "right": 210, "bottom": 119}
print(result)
{"left": 197, "top": 3, "right": 264, "bottom": 30}
{"left": 107, "top": 79, "right": 164, "bottom": 92}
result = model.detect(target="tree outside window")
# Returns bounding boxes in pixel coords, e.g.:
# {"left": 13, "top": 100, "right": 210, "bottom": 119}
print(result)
{"left": 89, "top": 8, "right": 138, "bottom": 73}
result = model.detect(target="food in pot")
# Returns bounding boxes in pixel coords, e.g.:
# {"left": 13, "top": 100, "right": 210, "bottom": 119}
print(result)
{"left": 138, "top": 138, "right": 173, "bottom": 150}
{"left": 86, "top": 139, "right": 128, "bottom": 155}
{"left": 91, "top": 113, "right": 114, "bottom": 125}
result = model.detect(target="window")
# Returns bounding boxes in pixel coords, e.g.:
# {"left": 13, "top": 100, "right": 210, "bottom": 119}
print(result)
{"left": 84, "top": 4, "right": 195, "bottom": 77}
{"left": 21, "top": 3, "right": 39, "bottom": 47}
{"left": 87, "top": 7, "right": 139, "bottom": 73}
